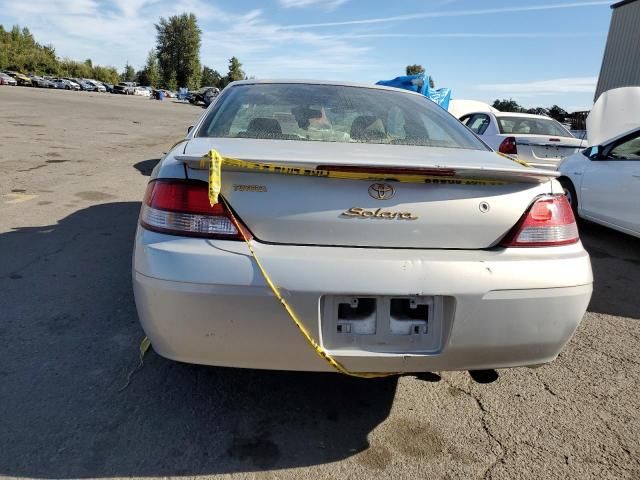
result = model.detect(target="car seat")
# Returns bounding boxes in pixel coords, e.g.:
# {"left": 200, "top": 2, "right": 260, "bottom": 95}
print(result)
{"left": 350, "top": 115, "right": 386, "bottom": 141}
{"left": 237, "top": 117, "right": 283, "bottom": 138}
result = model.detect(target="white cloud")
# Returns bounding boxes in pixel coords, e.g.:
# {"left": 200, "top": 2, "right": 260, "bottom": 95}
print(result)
{"left": 334, "top": 32, "right": 600, "bottom": 40}
{"left": 477, "top": 77, "right": 598, "bottom": 96}
{"left": 198, "top": 7, "right": 370, "bottom": 78}
{"left": 279, "top": 0, "right": 349, "bottom": 9}
{"left": 3, "top": 0, "right": 155, "bottom": 67}
{"left": 280, "top": 1, "right": 610, "bottom": 29}
{"left": 0, "top": 0, "right": 370, "bottom": 77}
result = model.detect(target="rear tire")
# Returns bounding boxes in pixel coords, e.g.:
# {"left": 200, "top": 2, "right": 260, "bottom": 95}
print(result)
{"left": 559, "top": 177, "right": 578, "bottom": 217}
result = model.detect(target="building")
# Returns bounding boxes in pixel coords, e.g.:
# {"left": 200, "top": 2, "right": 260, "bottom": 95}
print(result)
{"left": 594, "top": 0, "right": 640, "bottom": 101}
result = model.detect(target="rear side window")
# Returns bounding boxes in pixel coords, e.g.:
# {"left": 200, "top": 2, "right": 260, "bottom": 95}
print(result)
{"left": 609, "top": 132, "right": 640, "bottom": 160}
{"left": 466, "top": 114, "right": 491, "bottom": 135}
{"left": 497, "top": 116, "right": 572, "bottom": 137}
{"left": 197, "top": 83, "right": 489, "bottom": 150}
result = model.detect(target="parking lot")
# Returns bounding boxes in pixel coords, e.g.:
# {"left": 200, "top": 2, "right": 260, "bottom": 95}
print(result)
{"left": 1, "top": 86, "right": 639, "bottom": 479}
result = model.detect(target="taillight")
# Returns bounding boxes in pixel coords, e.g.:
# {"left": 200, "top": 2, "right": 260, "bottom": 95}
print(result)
{"left": 500, "top": 195, "right": 579, "bottom": 247}
{"left": 498, "top": 136, "right": 518, "bottom": 155}
{"left": 140, "top": 179, "right": 247, "bottom": 240}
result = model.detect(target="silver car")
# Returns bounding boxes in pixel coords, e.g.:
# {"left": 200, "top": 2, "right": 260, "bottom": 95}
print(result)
{"left": 52, "top": 78, "right": 80, "bottom": 90}
{"left": 460, "top": 112, "right": 586, "bottom": 170}
{"left": 133, "top": 80, "right": 592, "bottom": 373}
{"left": 0, "top": 72, "right": 17, "bottom": 85}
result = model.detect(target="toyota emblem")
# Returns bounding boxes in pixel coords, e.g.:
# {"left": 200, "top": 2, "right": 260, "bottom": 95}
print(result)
{"left": 368, "top": 183, "right": 395, "bottom": 200}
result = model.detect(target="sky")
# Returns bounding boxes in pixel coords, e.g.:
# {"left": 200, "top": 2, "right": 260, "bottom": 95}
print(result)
{"left": 0, "top": 0, "right": 615, "bottom": 111}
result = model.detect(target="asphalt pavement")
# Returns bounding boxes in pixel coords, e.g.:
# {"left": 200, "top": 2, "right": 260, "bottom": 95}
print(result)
{"left": 1, "top": 86, "right": 638, "bottom": 480}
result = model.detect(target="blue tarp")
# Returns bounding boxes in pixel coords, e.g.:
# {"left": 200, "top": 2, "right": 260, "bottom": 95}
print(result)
{"left": 376, "top": 73, "right": 451, "bottom": 110}
{"left": 428, "top": 87, "right": 452, "bottom": 111}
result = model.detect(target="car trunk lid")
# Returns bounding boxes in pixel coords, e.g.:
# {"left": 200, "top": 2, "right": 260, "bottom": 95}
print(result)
{"left": 505, "top": 134, "right": 586, "bottom": 169}
{"left": 178, "top": 138, "right": 557, "bottom": 249}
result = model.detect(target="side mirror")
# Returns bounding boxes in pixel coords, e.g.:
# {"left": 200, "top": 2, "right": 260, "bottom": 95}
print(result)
{"left": 588, "top": 145, "right": 603, "bottom": 159}
{"left": 187, "top": 125, "right": 194, "bottom": 134}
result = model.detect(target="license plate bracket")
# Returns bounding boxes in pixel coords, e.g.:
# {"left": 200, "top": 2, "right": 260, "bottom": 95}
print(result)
{"left": 321, "top": 295, "right": 444, "bottom": 354}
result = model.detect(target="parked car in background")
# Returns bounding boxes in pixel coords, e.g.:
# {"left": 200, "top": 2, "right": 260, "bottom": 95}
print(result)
{"left": 133, "top": 79, "right": 592, "bottom": 374}
{"left": 558, "top": 87, "right": 640, "bottom": 238}
{"left": 559, "top": 128, "right": 640, "bottom": 238}
{"left": 63, "top": 78, "right": 86, "bottom": 90}
{"left": 61, "top": 78, "right": 82, "bottom": 90}
{"left": 113, "top": 82, "right": 137, "bottom": 94}
{"left": 4, "top": 71, "right": 32, "bottom": 86}
{"left": 0, "top": 72, "right": 18, "bottom": 85}
{"left": 133, "top": 86, "right": 152, "bottom": 97}
{"left": 77, "top": 79, "right": 98, "bottom": 91}
{"left": 52, "top": 78, "right": 80, "bottom": 90}
{"left": 29, "top": 76, "right": 55, "bottom": 88}
{"left": 100, "top": 82, "right": 114, "bottom": 93}
{"left": 151, "top": 88, "right": 176, "bottom": 99}
{"left": 88, "top": 80, "right": 107, "bottom": 92}
{"left": 460, "top": 112, "right": 586, "bottom": 169}
{"left": 188, "top": 86, "right": 219, "bottom": 106}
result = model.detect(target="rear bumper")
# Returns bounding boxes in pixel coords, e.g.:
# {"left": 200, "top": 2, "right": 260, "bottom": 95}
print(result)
{"left": 133, "top": 228, "right": 593, "bottom": 372}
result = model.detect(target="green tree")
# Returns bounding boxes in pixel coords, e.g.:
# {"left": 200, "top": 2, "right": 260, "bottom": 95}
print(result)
{"left": 0, "top": 24, "right": 58, "bottom": 74}
{"left": 92, "top": 65, "right": 119, "bottom": 84}
{"left": 547, "top": 105, "right": 568, "bottom": 123}
{"left": 405, "top": 64, "right": 424, "bottom": 75}
{"left": 405, "top": 64, "right": 434, "bottom": 89}
{"left": 220, "top": 56, "right": 245, "bottom": 88}
{"left": 201, "top": 66, "right": 221, "bottom": 87}
{"left": 121, "top": 62, "right": 136, "bottom": 82}
{"left": 492, "top": 98, "right": 525, "bottom": 113}
{"left": 59, "top": 58, "right": 93, "bottom": 78}
{"left": 137, "top": 50, "right": 159, "bottom": 87}
{"left": 526, "top": 107, "right": 549, "bottom": 116}
{"left": 155, "top": 13, "right": 202, "bottom": 89}
{"left": 167, "top": 71, "right": 177, "bottom": 91}
{"left": 0, "top": 23, "right": 120, "bottom": 80}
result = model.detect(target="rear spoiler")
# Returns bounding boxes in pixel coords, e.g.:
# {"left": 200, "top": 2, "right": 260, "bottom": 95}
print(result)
{"left": 517, "top": 139, "right": 587, "bottom": 148}
{"left": 175, "top": 153, "right": 559, "bottom": 185}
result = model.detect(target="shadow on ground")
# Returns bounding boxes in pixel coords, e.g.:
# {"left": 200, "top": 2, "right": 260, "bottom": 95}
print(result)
{"left": 580, "top": 221, "right": 640, "bottom": 320}
{"left": 0, "top": 201, "right": 396, "bottom": 478}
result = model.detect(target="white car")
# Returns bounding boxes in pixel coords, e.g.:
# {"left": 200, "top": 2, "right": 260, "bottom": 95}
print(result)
{"left": 134, "top": 86, "right": 151, "bottom": 97}
{"left": 460, "top": 112, "right": 586, "bottom": 169}
{"left": 133, "top": 80, "right": 592, "bottom": 374}
{"left": 0, "top": 72, "right": 17, "bottom": 85}
{"left": 559, "top": 128, "right": 640, "bottom": 238}
{"left": 87, "top": 80, "right": 106, "bottom": 92}
{"left": 52, "top": 78, "right": 80, "bottom": 90}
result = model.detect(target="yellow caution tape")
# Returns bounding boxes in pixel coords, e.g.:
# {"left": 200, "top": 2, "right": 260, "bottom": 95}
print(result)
{"left": 202, "top": 149, "right": 507, "bottom": 206}
{"left": 204, "top": 149, "right": 224, "bottom": 205}
{"left": 496, "top": 151, "right": 530, "bottom": 167}
{"left": 203, "top": 147, "right": 517, "bottom": 376}
{"left": 129, "top": 146, "right": 520, "bottom": 379}
{"left": 219, "top": 195, "right": 395, "bottom": 378}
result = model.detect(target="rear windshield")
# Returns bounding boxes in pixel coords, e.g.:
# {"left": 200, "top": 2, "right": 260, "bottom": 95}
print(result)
{"left": 196, "top": 83, "right": 488, "bottom": 150}
{"left": 497, "top": 116, "right": 572, "bottom": 137}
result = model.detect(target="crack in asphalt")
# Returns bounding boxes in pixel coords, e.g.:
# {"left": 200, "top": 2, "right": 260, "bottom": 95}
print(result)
{"left": 596, "top": 411, "right": 638, "bottom": 466}
{"left": 2, "top": 232, "right": 81, "bottom": 279}
{"left": 526, "top": 364, "right": 638, "bottom": 473}
{"left": 443, "top": 378, "right": 506, "bottom": 479}
{"left": 579, "top": 340, "right": 640, "bottom": 368}
{"left": 532, "top": 370, "right": 558, "bottom": 397}
{"left": 520, "top": 438, "right": 638, "bottom": 476}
